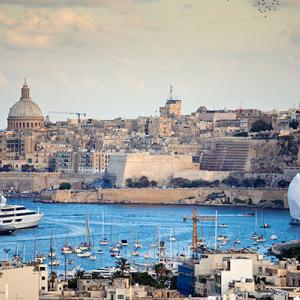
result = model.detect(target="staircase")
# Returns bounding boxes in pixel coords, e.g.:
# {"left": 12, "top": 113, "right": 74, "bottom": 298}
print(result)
{"left": 200, "top": 139, "right": 250, "bottom": 172}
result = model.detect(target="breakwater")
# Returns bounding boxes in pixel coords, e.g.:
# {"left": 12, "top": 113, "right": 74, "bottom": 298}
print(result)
{"left": 40, "top": 187, "right": 288, "bottom": 208}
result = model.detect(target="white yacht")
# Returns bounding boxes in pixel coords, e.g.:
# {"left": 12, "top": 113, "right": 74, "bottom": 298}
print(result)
{"left": 0, "top": 193, "right": 43, "bottom": 229}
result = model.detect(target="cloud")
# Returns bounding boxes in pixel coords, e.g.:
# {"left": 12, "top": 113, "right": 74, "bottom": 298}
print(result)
{"left": 0, "top": 9, "right": 100, "bottom": 48}
{"left": 282, "top": 24, "right": 300, "bottom": 46}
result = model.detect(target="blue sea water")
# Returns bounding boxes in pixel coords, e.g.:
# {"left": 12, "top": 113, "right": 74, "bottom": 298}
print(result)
{"left": 0, "top": 198, "right": 299, "bottom": 275}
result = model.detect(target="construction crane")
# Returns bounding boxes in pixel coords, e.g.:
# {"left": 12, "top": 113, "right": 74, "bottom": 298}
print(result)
{"left": 183, "top": 208, "right": 217, "bottom": 251}
{"left": 48, "top": 111, "right": 87, "bottom": 124}
{"left": 183, "top": 208, "right": 254, "bottom": 252}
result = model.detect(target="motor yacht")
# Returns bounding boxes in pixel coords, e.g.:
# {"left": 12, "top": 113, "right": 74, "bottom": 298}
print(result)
{"left": 0, "top": 193, "right": 43, "bottom": 229}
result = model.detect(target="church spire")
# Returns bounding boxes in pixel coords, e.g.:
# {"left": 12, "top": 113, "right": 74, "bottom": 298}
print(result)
{"left": 21, "top": 78, "right": 30, "bottom": 100}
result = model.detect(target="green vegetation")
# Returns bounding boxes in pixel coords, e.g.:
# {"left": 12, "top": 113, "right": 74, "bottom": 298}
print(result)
{"left": 126, "top": 176, "right": 157, "bottom": 188}
{"left": 277, "top": 179, "right": 290, "bottom": 188}
{"left": 132, "top": 272, "right": 157, "bottom": 287}
{"left": 233, "top": 198, "right": 246, "bottom": 204}
{"left": 250, "top": 119, "right": 273, "bottom": 132}
{"left": 222, "top": 176, "right": 239, "bottom": 187}
{"left": 59, "top": 182, "right": 72, "bottom": 190}
{"left": 114, "top": 258, "right": 130, "bottom": 277}
{"left": 170, "top": 177, "right": 214, "bottom": 188}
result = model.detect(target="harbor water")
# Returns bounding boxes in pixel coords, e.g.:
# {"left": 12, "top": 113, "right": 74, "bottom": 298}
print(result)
{"left": 0, "top": 198, "right": 299, "bottom": 275}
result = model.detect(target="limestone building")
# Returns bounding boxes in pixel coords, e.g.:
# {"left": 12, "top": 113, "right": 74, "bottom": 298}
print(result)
{"left": 159, "top": 86, "right": 182, "bottom": 118}
{"left": 7, "top": 79, "right": 44, "bottom": 131}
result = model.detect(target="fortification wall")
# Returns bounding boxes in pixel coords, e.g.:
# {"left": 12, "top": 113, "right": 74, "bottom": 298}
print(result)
{"left": 108, "top": 153, "right": 197, "bottom": 187}
{"left": 47, "top": 187, "right": 288, "bottom": 209}
{"left": 0, "top": 172, "right": 98, "bottom": 192}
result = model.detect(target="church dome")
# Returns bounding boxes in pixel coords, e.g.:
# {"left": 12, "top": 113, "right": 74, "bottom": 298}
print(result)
{"left": 9, "top": 98, "right": 43, "bottom": 118}
{"left": 8, "top": 80, "right": 43, "bottom": 118}
{"left": 7, "top": 79, "right": 44, "bottom": 131}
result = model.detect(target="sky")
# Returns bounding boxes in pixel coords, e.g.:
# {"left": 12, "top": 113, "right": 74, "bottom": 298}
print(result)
{"left": 0, "top": 0, "right": 300, "bottom": 128}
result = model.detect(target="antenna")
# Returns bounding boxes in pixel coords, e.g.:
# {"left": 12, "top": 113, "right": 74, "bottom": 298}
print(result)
{"left": 169, "top": 85, "right": 173, "bottom": 100}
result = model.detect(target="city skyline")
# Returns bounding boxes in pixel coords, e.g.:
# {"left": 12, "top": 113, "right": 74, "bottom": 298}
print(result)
{"left": 1, "top": 0, "right": 300, "bottom": 129}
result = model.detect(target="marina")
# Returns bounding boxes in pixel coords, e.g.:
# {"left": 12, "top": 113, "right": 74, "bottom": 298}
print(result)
{"left": 0, "top": 197, "right": 299, "bottom": 275}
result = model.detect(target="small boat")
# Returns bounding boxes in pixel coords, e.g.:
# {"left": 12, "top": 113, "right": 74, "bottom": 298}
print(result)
{"left": 77, "top": 251, "right": 91, "bottom": 258}
{"left": 68, "top": 259, "right": 74, "bottom": 265}
{"left": 74, "top": 247, "right": 82, "bottom": 254}
{"left": 270, "top": 234, "right": 278, "bottom": 240}
{"left": 132, "top": 251, "right": 140, "bottom": 256}
{"left": 97, "top": 249, "right": 104, "bottom": 254}
{"left": 49, "top": 260, "right": 60, "bottom": 266}
{"left": 261, "top": 223, "right": 270, "bottom": 229}
{"left": 217, "top": 235, "right": 229, "bottom": 241}
{"left": 144, "top": 252, "right": 150, "bottom": 259}
{"left": 61, "top": 245, "right": 72, "bottom": 255}
{"left": 100, "top": 239, "right": 109, "bottom": 245}
{"left": 110, "top": 252, "right": 117, "bottom": 257}
{"left": 218, "top": 223, "right": 229, "bottom": 228}
{"left": 251, "top": 233, "right": 260, "bottom": 240}
{"left": 90, "top": 254, "right": 97, "bottom": 261}
{"left": 0, "top": 225, "right": 16, "bottom": 235}
{"left": 115, "top": 254, "right": 122, "bottom": 259}
{"left": 256, "top": 235, "right": 266, "bottom": 243}
{"left": 234, "top": 239, "right": 241, "bottom": 245}
{"left": 135, "top": 240, "right": 142, "bottom": 249}
{"left": 109, "top": 246, "right": 120, "bottom": 252}
{"left": 150, "top": 242, "right": 157, "bottom": 248}
{"left": 119, "top": 240, "right": 128, "bottom": 246}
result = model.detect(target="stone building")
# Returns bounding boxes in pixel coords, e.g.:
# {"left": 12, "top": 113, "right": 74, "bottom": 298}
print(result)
{"left": 7, "top": 79, "right": 44, "bottom": 131}
{"left": 159, "top": 86, "right": 182, "bottom": 118}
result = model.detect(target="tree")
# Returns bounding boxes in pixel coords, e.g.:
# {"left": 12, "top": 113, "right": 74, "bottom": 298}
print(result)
{"left": 59, "top": 182, "right": 72, "bottom": 190}
{"left": 50, "top": 271, "right": 57, "bottom": 290}
{"left": 253, "top": 177, "right": 266, "bottom": 188}
{"left": 126, "top": 178, "right": 134, "bottom": 188}
{"left": 154, "top": 263, "right": 171, "bottom": 288}
{"left": 115, "top": 258, "right": 130, "bottom": 277}
{"left": 290, "top": 119, "right": 299, "bottom": 129}
{"left": 250, "top": 120, "right": 273, "bottom": 132}
{"left": 149, "top": 180, "right": 158, "bottom": 187}
{"left": 132, "top": 272, "right": 156, "bottom": 287}
{"left": 222, "top": 176, "right": 239, "bottom": 187}
{"left": 277, "top": 179, "right": 290, "bottom": 188}
{"left": 138, "top": 176, "right": 150, "bottom": 188}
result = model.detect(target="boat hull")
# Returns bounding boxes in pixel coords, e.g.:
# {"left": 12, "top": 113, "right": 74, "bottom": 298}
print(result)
{"left": 290, "top": 218, "right": 300, "bottom": 226}
{"left": 12, "top": 214, "right": 43, "bottom": 229}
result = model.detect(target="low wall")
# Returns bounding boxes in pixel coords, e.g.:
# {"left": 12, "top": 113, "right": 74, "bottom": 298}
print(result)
{"left": 44, "top": 187, "right": 288, "bottom": 208}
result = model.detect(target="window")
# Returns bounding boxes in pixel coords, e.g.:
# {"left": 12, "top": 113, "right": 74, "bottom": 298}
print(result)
{"left": 3, "top": 220, "right": 12, "bottom": 223}
{"left": 117, "top": 295, "right": 124, "bottom": 299}
{"left": 42, "top": 276, "right": 46, "bottom": 280}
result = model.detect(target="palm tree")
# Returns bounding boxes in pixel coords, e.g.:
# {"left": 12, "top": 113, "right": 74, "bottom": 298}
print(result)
{"left": 154, "top": 263, "right": 170, "bottom": 288}
{"left": 115, "top": 258, "right": 130, "bottom": 277}
{"left": 50, "top": 271, "right": 57, "bottom": 290}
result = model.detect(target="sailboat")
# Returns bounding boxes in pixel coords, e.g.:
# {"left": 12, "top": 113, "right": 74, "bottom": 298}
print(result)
{"left": 81, "top": 215, "right": 92, "bottom": 250}
{"left": 61, "top": 231, "right": 73, "bottom": 255}
{"left": 169, "top": 226, "right": 176, "bottom": 242}
{"left": 288, "top": 174, "right": 300, "bottom": 225}
{"left": 251, "top": 211, "right": 259, "bottom": 240}
{"left": 135, "top": 226, "right": 142, "bottom": 249}
{"left": 99, "top": 211, "right": 109, "bottom": 245}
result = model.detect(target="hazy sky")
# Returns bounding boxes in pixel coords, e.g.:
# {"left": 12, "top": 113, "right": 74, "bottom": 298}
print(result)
{"left": 0, "top": 0, "right": 300, "bottom": 128}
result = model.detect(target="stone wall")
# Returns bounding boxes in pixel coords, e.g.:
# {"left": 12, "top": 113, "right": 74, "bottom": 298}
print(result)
{"left": 107, "top": 152, "right": 197, "bottom": 187}
{"left": 45, "top": 187, "right": 288, "bottom": 208}
{"left": 0, "top": 172, "right": 98, "bottom": 192}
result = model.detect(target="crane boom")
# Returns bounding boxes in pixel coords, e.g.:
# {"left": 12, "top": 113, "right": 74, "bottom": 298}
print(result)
{"left": 48, "top": 111, "right": 87, "bottom": 123}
